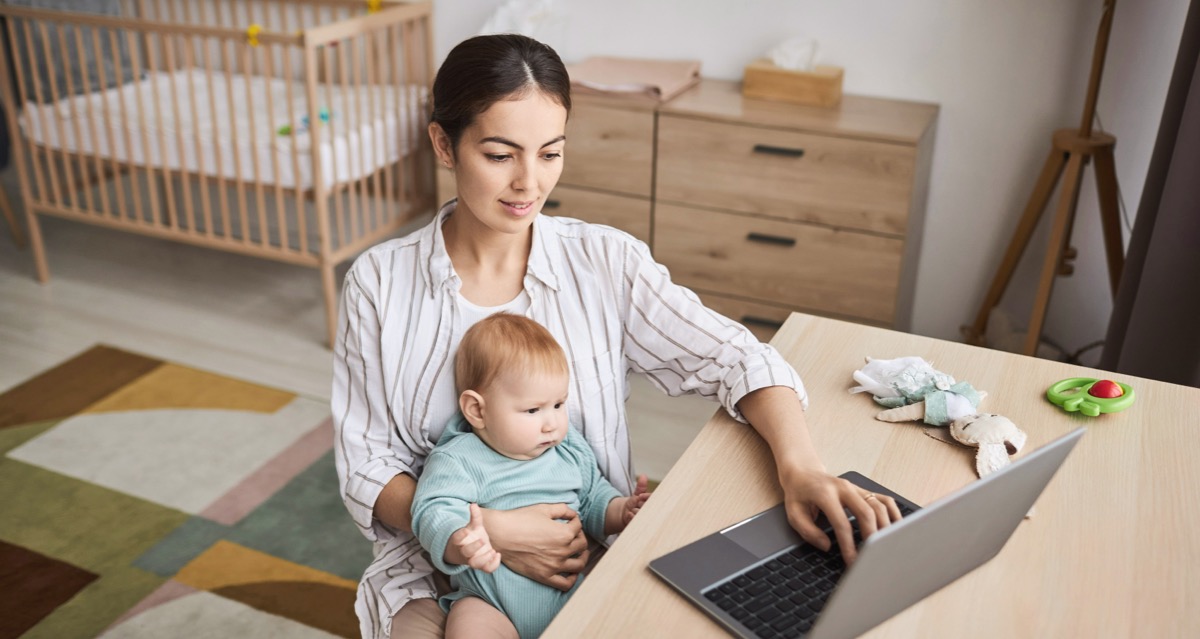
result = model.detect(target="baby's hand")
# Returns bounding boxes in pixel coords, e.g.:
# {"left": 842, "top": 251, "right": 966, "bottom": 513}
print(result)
{"left": 451, "top": 503, "right": 502, "bottom": 573}
{"left": 621, "top": 474, "right": 651, "bottom": 527}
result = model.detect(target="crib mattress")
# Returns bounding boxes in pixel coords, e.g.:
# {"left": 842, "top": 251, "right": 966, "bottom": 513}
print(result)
{"left": 19, "top": 69, "right": 426, "bottom": 191}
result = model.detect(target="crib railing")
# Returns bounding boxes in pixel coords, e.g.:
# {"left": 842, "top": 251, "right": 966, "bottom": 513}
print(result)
{"left": 0, "top": 0, "right": 436, "bottom": 345}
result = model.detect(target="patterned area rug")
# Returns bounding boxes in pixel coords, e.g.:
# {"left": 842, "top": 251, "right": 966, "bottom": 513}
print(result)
{"left": 0, "top": 346, "right": 369, "bottom": 639}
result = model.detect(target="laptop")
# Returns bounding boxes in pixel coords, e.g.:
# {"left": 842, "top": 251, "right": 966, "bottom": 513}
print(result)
{"left": 649, "top": 427, "right": 1085, "bottom": 639}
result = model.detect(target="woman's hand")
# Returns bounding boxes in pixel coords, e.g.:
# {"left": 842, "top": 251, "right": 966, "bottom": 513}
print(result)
{"left": 735, "top": 386, "right": 904, "bottom": 566}
{"left": 481, "top": 503, "right": 589, "bottom": 591}
{"left": 778, "top": 465, "right": 903, "bottom": 566}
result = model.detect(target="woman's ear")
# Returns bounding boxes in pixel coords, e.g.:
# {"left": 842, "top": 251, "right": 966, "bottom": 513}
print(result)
{"left": 429, "top": 122, "right": 454, "bottom": 170}
{"left": 460, "top": 390, "right": 485, "bottom": 429}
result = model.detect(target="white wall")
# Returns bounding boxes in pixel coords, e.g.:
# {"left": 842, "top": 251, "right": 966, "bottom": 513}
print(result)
{"left": 432, "top": 0, "right": 1188, "bottom": 361}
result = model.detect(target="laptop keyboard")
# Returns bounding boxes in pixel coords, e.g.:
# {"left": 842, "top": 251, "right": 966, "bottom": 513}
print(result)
{"left": 702, "top": 502, "right": 916, "bottom": 638}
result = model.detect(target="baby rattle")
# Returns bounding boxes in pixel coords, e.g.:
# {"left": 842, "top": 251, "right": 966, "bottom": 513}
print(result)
{"left": 1046, "top": 377, "right": 1135, "bottom": 416}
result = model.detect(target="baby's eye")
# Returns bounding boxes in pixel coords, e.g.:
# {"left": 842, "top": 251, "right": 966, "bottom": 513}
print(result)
{"left": 525, "top": 408, "right": 540, "bottom": 414}
{"left": 554, "top": 402, "right": 563, "bottom": 409}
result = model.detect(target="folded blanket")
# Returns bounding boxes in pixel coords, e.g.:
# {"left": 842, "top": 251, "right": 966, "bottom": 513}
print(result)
{"left": 566, "top": 56, "right": 701, "bottom": 102}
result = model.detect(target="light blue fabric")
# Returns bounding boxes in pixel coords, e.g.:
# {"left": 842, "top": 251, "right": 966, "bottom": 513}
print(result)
{"left": 411, "top": 415, "right": 622, "bottom": 639}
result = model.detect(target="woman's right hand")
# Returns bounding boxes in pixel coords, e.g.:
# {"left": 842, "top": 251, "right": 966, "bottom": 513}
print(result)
{"left": 482, "top": 503, "right": 589, "bottom": 592}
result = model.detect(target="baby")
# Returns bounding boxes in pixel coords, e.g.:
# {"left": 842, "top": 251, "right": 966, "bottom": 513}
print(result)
{"left": 411, "top": 312, "right": 651, "bottom": 639}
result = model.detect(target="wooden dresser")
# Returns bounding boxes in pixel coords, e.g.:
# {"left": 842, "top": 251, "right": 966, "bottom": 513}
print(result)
{"left": 437, "top": 79, "right": 938, "bottom": 340}
{"left": 656, "top": 80, "right": 937, "bottom": 339}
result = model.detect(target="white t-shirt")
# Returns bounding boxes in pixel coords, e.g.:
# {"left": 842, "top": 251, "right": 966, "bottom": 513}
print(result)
{"left": 423, "top": 290, "right": 532, "bottom": 443}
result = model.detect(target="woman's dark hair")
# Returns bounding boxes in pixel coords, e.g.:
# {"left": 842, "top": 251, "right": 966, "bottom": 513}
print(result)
{"left": 431, "top": 34, "right": 571, "bottom": 154}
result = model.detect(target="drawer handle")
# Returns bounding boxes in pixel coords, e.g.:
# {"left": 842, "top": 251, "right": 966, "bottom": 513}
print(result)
{"left": 741, "top": 315, "right": 784, "bottom": 330}
{"left": 746, "top": 232, "right": 796, "bottom": 247}
{"left": 543, "top": 199, "right": 562, "bottom": 210}
{"left": 753, "top": 144, "right": 805, "bottom": 158}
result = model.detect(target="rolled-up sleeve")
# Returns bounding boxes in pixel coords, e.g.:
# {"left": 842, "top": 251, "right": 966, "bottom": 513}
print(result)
{"left": 618, "top": 239, "right": 808, "bottom": 423}
{"left": 332, "top": 270, "right": 413, "bottom": 542}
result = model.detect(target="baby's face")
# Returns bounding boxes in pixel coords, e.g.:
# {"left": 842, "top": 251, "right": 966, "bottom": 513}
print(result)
{"left": 477, "top": 369, "right": 569, "bottom": 460}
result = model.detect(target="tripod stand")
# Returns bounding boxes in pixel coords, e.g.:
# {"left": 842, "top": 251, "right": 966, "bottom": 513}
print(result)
{"left": 963, "top": 0, "right": 1125, "bottom": 356}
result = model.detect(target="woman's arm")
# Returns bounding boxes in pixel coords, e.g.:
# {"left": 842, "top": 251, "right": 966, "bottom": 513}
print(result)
{"left": 374, "top": 473, "right": 418, "bottom": 532}
{"left": 332, "top": 269, "right": 420, "bottom": 542}
{"left": 612, "top": 236, "right": 900, "bottom": 564}
{"left": 737, "top": 386, "right": 902, "bottom": 565}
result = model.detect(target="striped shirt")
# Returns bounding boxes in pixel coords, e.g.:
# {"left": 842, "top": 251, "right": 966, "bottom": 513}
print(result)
{"left": 331, "top": 201, "right": 807, "bottom": 639}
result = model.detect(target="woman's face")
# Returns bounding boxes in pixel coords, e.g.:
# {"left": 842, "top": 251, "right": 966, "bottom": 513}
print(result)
{"left": 433, "top": 90, "right": 568, "bottom": 236}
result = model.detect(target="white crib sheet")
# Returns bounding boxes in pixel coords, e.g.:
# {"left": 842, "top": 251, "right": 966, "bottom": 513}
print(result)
{"left": 20, "top": 69, "right": 426, "bottom": 191}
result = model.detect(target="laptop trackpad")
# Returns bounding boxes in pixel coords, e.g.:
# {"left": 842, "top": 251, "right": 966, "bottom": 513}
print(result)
{"left": 722, "top": 506, "right": 804, "bottom": 559}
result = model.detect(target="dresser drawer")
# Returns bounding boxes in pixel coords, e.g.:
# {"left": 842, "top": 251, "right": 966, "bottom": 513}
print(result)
{"left": 656, "top": 115, "right": 916, "bottom": 235}
{"left": 561, "top": 102, "right": 655, "bottom": 197}
{"left": 545, "top": 185, "right": 650, "bottom": 243}
{"left": 656, "top": 204, "right": 904, "bottom": 323}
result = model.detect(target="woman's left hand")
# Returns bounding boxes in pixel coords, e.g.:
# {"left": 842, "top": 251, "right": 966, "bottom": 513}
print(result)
{"left": 777, "top": 465, "right": 903, "bottom": 566}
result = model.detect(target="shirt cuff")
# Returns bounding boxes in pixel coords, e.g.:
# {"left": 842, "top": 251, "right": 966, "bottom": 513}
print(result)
{"left": 721, "top": 345, "right": 809, "bottom": 424}
{"left": 344, "top": 456, "right": 412, "bottom": 542}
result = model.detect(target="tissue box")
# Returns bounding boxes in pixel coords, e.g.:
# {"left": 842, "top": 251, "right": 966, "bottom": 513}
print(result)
{"left": 742, "top": 59, "right": 843, "bottom": 108}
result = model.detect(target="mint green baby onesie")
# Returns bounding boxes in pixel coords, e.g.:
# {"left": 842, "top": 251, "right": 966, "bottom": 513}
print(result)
{"left": 411, "top": 414, "right": 622, "bottom": 638}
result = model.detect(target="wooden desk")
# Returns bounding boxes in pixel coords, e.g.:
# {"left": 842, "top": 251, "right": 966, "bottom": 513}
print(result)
{"left": 544, "top": 313, "right": 1200, "bottom": 638}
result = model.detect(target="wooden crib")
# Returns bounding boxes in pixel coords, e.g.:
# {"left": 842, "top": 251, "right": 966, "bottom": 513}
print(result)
{"left": 0, "top": 0, "right": 436, "bottom": 345}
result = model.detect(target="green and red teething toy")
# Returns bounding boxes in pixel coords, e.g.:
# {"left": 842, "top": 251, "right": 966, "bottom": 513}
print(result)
{"left": 1046, "top": 377, "right": 1135, "bottom": 416}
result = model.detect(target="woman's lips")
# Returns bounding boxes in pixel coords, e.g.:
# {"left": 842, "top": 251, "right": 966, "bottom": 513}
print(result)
{"left": 501, "top": 200, "right": 535, "bottom": 217}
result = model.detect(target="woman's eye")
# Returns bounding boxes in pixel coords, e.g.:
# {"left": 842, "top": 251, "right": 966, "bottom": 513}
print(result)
{"left": 486, "top": 154, "right": 510, "bottom": 162}
{"left": 543, "top": 152, "right": 562, "bottom": 160}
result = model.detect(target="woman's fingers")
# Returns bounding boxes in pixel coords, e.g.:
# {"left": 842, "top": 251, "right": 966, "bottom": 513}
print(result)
{"left": 822, "top": 497, "right": 860, "bottom": 564}
{"left": 848, "top": 491, "right": 879, "bottom": 539}
{"left": 544, "top": 571, "right": 579, "bottom": 592}
{"left": 541, "top": 502, "right": 580, "bottom": 523}
{"left": 562, "top": 528, "right": 588, "bottom": 558}
{"left": 785, "top": 504, "right": 832, "bottom": 553}
{"left": 781, "top": 469, "right": 912, "bottom": 566}
{"left": 866, "top": 493, "right": 894, "bottom": 530}
{"left": 558, "top": 552, "right": 589, "bottom": 574}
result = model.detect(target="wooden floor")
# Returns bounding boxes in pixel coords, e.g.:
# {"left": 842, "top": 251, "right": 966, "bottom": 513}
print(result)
{"left": 0, "top": 167, "right": 716, "bottom": 481}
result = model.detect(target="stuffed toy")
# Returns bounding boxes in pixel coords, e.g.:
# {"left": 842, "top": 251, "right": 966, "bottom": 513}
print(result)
{"left": 851, "top": 356, "right": 1027, "bottom": 479}
{"left": 850, "top": 356, "right": 983, "bottom": 426}
{"left": 948, "top": 413, "right": 1028, "bottom": 477}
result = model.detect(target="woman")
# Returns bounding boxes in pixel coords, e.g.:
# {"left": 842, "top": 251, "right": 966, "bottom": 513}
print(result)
{"left": 332, "top": 34, "right": 902, "bottom": 639}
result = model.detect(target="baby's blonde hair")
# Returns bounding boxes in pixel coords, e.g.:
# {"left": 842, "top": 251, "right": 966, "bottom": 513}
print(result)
{"left": 455, "top": 313, "right": 568, "bottom": 395}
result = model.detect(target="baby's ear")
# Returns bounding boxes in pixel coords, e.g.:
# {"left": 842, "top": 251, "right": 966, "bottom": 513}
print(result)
{"left": 460, "top": 390, "right": 486, "bottom": 429}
